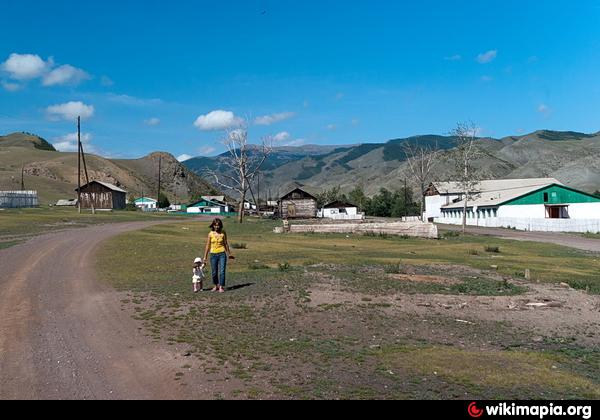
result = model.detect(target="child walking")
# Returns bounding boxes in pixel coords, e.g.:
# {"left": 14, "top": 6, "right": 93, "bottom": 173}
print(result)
{"left": 192, "top": 257, "right": 205, "bottom": 293}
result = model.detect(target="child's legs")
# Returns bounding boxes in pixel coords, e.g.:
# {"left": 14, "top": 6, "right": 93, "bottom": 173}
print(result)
{"left": 210, "top": 254, "right": 220, "bottom": 285}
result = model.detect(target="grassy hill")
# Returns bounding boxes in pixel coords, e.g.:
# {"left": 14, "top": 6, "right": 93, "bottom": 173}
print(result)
{"left": 0, "top": 133, "right": 217, "bottom": 204}
{"left": 184, "top": 130, "right": 600, "bottom": 197}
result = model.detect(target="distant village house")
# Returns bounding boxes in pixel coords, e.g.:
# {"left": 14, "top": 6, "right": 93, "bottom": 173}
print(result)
{"left": 187, "top": 196, "right": 234, "bottom": 215}
{"left": 318, "top": 201, "right": 365, "bottom": 220}
{"left": 76, "top": 181, "right": 127, "bottom": 210}
{"left": 279, "top": 186, "right": 319, "bottom": 219}
{"left": 134, "top": 197, "right": 158, "bottom": 210}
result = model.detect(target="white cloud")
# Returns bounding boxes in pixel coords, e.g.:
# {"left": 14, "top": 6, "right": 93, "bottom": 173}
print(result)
{"left": 101, "top": 76, "right": 114, "bottom": 87}
{"left": 198, "top": 146, "right": 217, "bottom": 155}
{"left": 254, "top": 112, "right": 295, "bottom": 126}
{"left": 43, "top": 64, "right": 90, "bottom": 86}
{"left": 327, "top": 124, "right": 337, "bottom": 131}
{"left": 477, "top": 50, "right": 497, "bottom": 64}
{"left": 1, "top": 53, "right": 52, "bottom": 80}
{"left": 177, "top": 154, "right": 193, "bottom": 162}
{"left": 107, "top": 94, "right": 162, "bottom": 106}
{"left": 1, "top": 81, "right": 21, "bottom": 92}
{"left": 283, "top": 139, "right": 306, "bottom": 147}
{"left": 53, "top": 132, "right": 95, "bottom": 153}
{"left": 46, "top": 101, "right": 95, "bottom": 121}
{"left": 538, "top": 104, "right": 552, "bottom": 118}
{"left": 273, "top": 131, "right": 291, "bottom": 142}
{"left": 144, "top": 118, "right": 161, "bottom": 126}
{"left": 444, "top": 54, "right": 462, "bottom": 61}
{"left": 194, "top": 110, "right": 243, "bottom": 131}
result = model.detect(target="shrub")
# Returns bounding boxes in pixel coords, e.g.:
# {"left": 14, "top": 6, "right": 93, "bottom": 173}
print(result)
{"left": 249, "top": 263, "right": 270, "bottom": 270}
{"left": 231, "top": 243, "right": 247, "bottom": 250}
{"left": 485, "top": 246, "right": 501, "bottom": 253}
{"left": 384, "top": 263, "right": 402, "bottom": 274}
{"left": 278, "top": 262, "right": 291, "bottom": 272}
{"left": 467, "top": 249, "right": 480, "bottom": 256}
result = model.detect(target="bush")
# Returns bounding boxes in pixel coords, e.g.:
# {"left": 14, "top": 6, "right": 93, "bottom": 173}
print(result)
{"left": 231, "top": 243, "right": 247, "bottom": 250}
{"left": 467, "top": 249, "right": 479, "bottom": 256}
{"left": 125, "top": 203, "right": 138, "bottom": 212}
{"left": 249, "top": 263, "right": 270, "bottom": 270}
{"left": 278, "top": 262, "right": 291, "bottom": 272}
{"left": 485, "top": 246, "right": 501, "bottom": 253}
{"left": 384, "top": 263, "right": 402, "bottom": 274}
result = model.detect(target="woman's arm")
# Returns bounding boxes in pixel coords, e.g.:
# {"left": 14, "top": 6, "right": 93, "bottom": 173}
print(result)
{"left": 203, "top": 233, "right": 211, "bottom": 261}
{"left": 223, "top": 232, "right": 234, "bottom": 259}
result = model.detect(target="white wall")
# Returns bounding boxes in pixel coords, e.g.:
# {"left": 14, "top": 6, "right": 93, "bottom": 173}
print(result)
{"left": 424, "top": 194, "right": 461, "bottom": 220}
{"left": 319, "top": 207, "right": 365, "bottom": 220}
{"left": 436, "top": 213, "right": 600, "bottom": 233}
{"left": 187, "top": 206, "right": 223, "bottom": 214}
{"left": 497, "top": 204, "right": 544, "bottom": 218}
{"left": 569, "top": 203, "right": 600, "bottom": 219}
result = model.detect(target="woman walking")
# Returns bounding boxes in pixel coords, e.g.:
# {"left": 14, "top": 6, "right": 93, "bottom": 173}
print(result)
{"left": 203, "top": 218, "right": 234, "bottom": 293}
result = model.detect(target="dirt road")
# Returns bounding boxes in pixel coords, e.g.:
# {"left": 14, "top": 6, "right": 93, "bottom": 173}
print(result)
{"left": 0, "top": 222, "right": 192, "bottom": 400}
{"left": 438, "top": 224, "right": 600, "bottom": 253}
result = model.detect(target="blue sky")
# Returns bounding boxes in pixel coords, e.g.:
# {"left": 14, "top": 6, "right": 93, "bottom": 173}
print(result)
{"left": 1, "top": 0, "right": 600, "bottom": 160}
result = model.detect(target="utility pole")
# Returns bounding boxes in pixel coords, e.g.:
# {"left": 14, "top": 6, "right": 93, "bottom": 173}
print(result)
{"left": 257, "top": 171, "right": 261, "bottom": 213}
{"left": 77, "top": 116, "right": 82, "bottom": 214}
{"left": 157, "top": 155, "right": 162, "bottom": 209}
{"left": 79, "top": 117, "right": 95, "bottom": 214}
{"left": 21, "top": 163, "right": 25, "bottom": 191}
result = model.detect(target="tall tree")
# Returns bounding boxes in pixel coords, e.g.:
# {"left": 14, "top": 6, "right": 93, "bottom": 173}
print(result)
{"left": 448, "top": 122, "right": 486, "bottom": 233}
{"left": 207, "top": 128, "right": 274, "bottom": 223}
{"left": 402, "top": 141, "right": 441, "bottom": 218}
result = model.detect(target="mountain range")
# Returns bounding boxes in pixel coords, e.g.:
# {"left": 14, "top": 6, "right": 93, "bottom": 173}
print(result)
{"left": 0, "top": 132, "right": 217, "bottom": 204}
{"left": 184, "top": 130, "right": 600, "bottom": 198}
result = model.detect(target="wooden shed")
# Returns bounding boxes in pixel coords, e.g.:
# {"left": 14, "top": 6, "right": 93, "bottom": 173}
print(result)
{"left": 279, "top": 186, "right": 319, "bottom": 219}
{"left": 76, "top": 181, "right": 127, "bottom": 210}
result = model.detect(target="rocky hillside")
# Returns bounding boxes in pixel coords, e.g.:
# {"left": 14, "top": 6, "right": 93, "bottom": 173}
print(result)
{"left": 184, "top": 130, "right": 600, "bottom": 197}
{"left": 0, "top": 133, "right": 217, "bottom": 204}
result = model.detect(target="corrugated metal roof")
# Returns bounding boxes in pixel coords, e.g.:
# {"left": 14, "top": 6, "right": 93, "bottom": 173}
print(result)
{"left": 77, "top": 181, "right": 127, "bottom": 193}
{"left": 433, "top": 178, "right": 562, "bottom": 195}
{"left": 442, "top": 179, "right": 563, "bottom": 209}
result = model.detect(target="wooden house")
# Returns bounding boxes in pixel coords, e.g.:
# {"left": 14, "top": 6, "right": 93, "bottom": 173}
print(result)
{"left": 76, "top": 181, "right": 127, "bottom": 210}
{"left": 279, "top": 186, "right": 319, "bottom": 219}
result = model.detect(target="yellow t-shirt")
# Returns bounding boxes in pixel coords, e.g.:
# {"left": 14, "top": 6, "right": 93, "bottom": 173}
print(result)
{"left": 209, "top": 231, "right": 226, "bottom": 254}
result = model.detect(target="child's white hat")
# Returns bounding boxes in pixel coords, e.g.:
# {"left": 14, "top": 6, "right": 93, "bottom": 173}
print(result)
{"left": 194, "top": 257, "right": 203, "bottom": 264}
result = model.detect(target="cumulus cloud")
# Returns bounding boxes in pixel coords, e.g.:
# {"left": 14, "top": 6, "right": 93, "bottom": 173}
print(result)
{"left": 254, "top": 112, "right": 295, "bottom": 126}
{"left": 477, "top": 50, "right": 497, "bottom": 64}
{"left": 1, "top": 81, "right": 21, "bottom": 92}
{"left": 273, "top": 131, "right": 291, "bottom": 142}
{"left": 177, "top": 154, "right": 193, "bottom": 162}
{"left": 53, "top": 132, "right": 95, "bottom": 153}
{"left": 144, "top": 118, "right": 161, "bottom": 126}
{"left": 444, "top": 54, "right": 462, "bottom": 61}
{"left": 1, "top": 53, "right": 51, "bottom": 80}
{"left": 194, "top": 110, "right": 243, "bottom": 131}
{"left": 43, "top": 64, "right": 90, "bottom": 86}
{"left": 46, "top": 101, "right": 95, "bottom": 121}
{"left": 284, "top": 139, "right": 306, "bottom": 147}
{"left": 538, "top": 104, "right": 552, "bottom": 118}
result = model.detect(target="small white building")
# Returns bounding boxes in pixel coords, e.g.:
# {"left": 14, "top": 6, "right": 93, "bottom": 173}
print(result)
{"left": 187, "top": 198, "right": 234, "bottom": 214}
{"left": 134, "top": 197, "right": 158, "bottom": 210}
{"left": 429, "top": 178, "right": 600, "bottom": 233}
{"left": 318, "top": 201, "right": 365, "bottom": 221}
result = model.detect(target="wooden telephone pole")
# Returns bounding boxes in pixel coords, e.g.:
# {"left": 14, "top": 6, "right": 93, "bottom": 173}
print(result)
{"left": 77, "top": 117, "right": 95, "bottom": 214}
{"left": 21, "top": 164, "right": 25, "bottom": 191}
{"left": 77, "top": 117, "right": 82, "bottom": 213}
{"left": 157, "top": 155, "right": 162, "bottom": 209}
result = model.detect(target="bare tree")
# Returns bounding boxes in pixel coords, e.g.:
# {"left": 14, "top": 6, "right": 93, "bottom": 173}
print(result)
{"left": 207, "top": 127, "right": 274, "bottom": 224}
{"left": 449, "top": 122, "right": 486, "bottom": 233}
{"left": 402, "top": 141, "right": 441, "bottom": 219}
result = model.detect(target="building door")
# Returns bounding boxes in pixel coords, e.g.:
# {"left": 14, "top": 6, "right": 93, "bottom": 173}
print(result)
{"left": 287, "top": 203, "right": 297, "bottom": 218}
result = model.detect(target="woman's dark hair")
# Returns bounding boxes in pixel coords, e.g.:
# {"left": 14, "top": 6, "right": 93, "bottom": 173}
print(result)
{"left": 210, "top": 218, "right": 224, "bottom": 232}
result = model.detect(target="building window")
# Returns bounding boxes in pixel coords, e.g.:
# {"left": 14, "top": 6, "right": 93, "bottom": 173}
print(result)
{"left": 543, "top": 192, "right": 549, "bottom": 203}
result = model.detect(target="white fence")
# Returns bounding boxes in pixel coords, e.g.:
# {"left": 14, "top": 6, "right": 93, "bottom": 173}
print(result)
{"left": 436, "top": 216, "right": 600, "bottom": 234}
{"left": 0, "top": 191, "right": 39, "bottom": 208}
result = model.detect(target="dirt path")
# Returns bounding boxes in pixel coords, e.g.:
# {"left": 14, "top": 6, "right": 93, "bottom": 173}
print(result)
{"left": 439, "top": 224, "right": 600, "bottom": 253}
{"left": 0, "top": 222, "right": 195, "bottom": 400}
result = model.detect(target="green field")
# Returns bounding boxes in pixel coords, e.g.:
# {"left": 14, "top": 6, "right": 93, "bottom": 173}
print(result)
{"left": 0, "top": 207, "right": 188, "bottom": 242}
{"left": 96, "top": 219, "right": 600, "bottom": 400}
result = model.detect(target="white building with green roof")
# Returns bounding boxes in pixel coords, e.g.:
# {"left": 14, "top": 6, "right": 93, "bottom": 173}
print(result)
{"left": 428, "top": 178, "right": 600, "bottom": 233}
